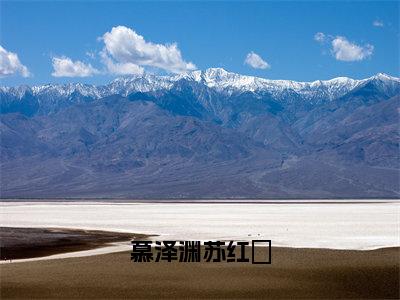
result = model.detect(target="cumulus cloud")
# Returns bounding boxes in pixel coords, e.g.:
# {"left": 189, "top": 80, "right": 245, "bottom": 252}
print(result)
{"left": 373, "top": 20, "right": 384, "bottom": 27}
{"left": 314, "top": 32, "right": 326, "bottom": 43}
{"left": 244, "top": 51, "right": 270, "bottom": 69}
{"left": 0, "top": 45, "right": 30, "bottom": 77}
{"left": 314, "top": 33, "right": 374, "bottom": 62}
{"left": 51, "top": 56, "right": 99, "bottom": 77}
{"left": 331, "top": 36, "right": 374, "bottom": 61}
{"left": 100, "top": 50, "right": 144, "bottom": 75}
{"left": 100, "top": 26, "right": 196, "bottom": 74}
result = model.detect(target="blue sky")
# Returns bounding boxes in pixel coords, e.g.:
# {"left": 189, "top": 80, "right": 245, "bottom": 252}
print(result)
{"left": 1, "top": 1, "right": 399, "bottom": 86}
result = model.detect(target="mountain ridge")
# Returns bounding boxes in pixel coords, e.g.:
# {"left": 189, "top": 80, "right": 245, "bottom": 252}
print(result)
{"left": 2, "top": 68, "right": 399, "bottom": 100}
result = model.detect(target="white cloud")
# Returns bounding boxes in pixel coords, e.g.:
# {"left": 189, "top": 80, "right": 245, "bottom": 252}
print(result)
{"left": 100, "top": 26, "right": 196, "bottom": 74}
{"left": 314, "top": 32, "right": 326, "bottom": 43}
{"left": 331, "top": 36, "right": 374, "bottom": 62}
{"left": 373, "top": 20, "right": 384, "bottom": 27}
{"left": 51, "top": 56, "right": 99, "bottom": 77}
{"left": 0, "top": 45, "right": 30, "bottom": 77}
{"left": 244, "top": 51, "right": 270, "bottom": 69}
{"left": 100, "top": 50, "right": 144, "bottom": 75}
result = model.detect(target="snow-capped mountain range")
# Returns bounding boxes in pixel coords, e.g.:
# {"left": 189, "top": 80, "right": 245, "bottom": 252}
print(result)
{"left": 1, "top": 68, "right": 399, "bottom": 103}
{"left": 1, "top": 68, "right": 399, "bottom": 199}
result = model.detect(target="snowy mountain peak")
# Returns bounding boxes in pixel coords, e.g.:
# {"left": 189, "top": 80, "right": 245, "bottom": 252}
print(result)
{"left": 173, "top": 68, "right": 232, "bottom": 83}
{"left": 370, "top": 72, "right": 400, "bottom": 82}
{"left": 203, "top": 67, "right": 230, "bottom": 78}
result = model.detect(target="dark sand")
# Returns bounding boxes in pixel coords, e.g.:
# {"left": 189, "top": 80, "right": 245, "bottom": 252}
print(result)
{"left": 0, "top": 227, "right": 149, "bottom": 260}
{"left": 1, "top": 244, "right": 399, "bottom": 299}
